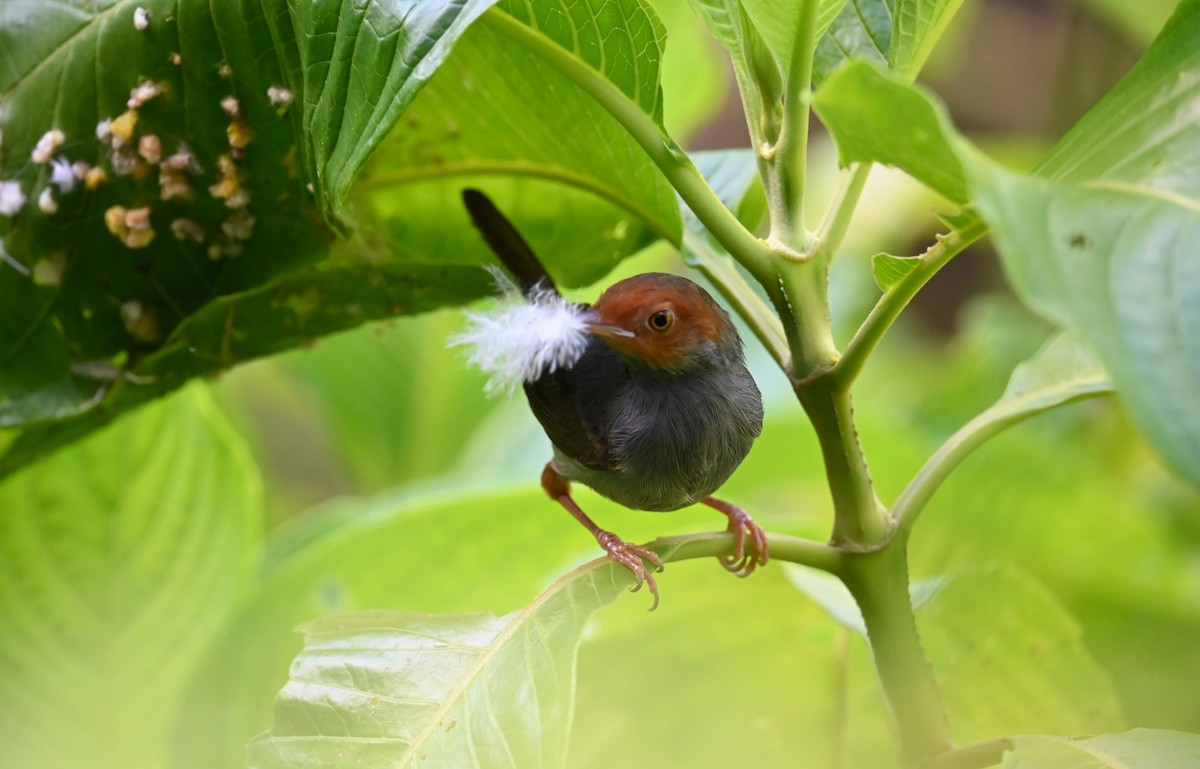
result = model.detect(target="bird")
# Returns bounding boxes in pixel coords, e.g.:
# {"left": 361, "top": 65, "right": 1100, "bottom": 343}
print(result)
{"left": 457, "top": 189, "right": 768, "bottom": 609}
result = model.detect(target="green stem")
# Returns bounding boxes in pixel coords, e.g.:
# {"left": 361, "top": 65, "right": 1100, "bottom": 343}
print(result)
{"left": 797, "top": 380, "right": 890, "bottom": 547}
{"left": 683, "top": 231, "right": 791, "bottom": 370}
{"left": 894, "top": 386, "right": 1111, "bottom": 537}
{"left": 650, "top": 530, "right": 844, "bottom": 575}
{"left": 834, "top": 217, "right": 988, "bottom": 388}
{"left": 481, "top": 9, "right": 774, "bottom": 285}
{"left": 771, "top": 255, "right": 840, "bottom": 379}
{"left": 809, "top": 163, "right": 873, "bottom": 263}
{"left": 842, "top": 545, "right": 953, "bottom": 766}
{"left": 768, "top": 0, "right": 822, "bottom": 250}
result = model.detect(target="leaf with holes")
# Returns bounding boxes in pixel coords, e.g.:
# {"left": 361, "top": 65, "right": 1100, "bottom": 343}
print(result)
{"left": 0, "top": 0, "right": 688, "bottom": 470}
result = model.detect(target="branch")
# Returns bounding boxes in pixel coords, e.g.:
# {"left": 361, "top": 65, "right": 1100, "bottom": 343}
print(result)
{"left": 650, "top": 530, "right": 844, "bottom": 575}
{"left": 894, "top": 386, "right": 1111, "bottom": 537}
{"left": 684, "top": 231, "right": 791, "bottom": 371}
{"left": 769, "top": 0, "right": 822, "bottom": 250}
{"left": 481, "top": 9, "right": 775, "bottom": 286}
{"left": 808, "top": 163, "right": 873, "bottom": 263}
{"left": 834, "top": 217, "right": 988, "bottom": 388}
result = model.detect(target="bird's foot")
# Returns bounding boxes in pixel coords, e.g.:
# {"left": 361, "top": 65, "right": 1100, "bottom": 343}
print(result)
{"left": 595, "top": 529, "right": 664, "bottom": 611}
{"left": 704, "top": 499, "right": 769, "bottom": 578}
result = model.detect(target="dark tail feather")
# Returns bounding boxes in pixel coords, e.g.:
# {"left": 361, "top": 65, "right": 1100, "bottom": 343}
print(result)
{"left": 462, "top": 188, "right": 557, "bottom": 296}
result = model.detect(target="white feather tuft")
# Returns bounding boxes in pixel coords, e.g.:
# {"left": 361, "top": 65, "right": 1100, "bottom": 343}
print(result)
{"left": 451, "top": 269, "right": 591, "bottom": 396}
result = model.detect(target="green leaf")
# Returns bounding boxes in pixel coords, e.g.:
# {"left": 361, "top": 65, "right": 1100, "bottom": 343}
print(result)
{"left": 1003, "top": 729, "right": 1200, "bottom": 769}
{"left": 894, "top": 332, "right": 1113, "bottom": 523}
{"left": 172, "top": 483, "right": 615, "bottom": 769}
{"left": 813, "top": 60, "right": 967, "bottom": 203}
{"left": 789, "top": 564, "right": 1123, "bottom": 747}
{"left": 999, "top": 332, "right": 1112, "bottom": 405}
{"left": 247, "top": 560, "right": 632, "bottom": 769}
{"left": 0, "top": 0, "right": 330, "bottom": 431}
{"left": 917, "top": 566, "right": 1124, "bottom": 743}
{"left": 1077, "top": 0, "right": 1183, "bottom": 44}
{"left": 739, "top": 0, "right": 853, "bottom": 70}
{"left": 966, "top": 162, "right": 1200, "bottom": 487}
{"left": 0, "top": 385, "right": 261, "bottom": 769}
{"left": 571, "top": 560, "right": 897, "bottom": 769}
{"left": 347, "top": 0, "right": 685, "bottom": 289}
{"left": 813, "top": 0, "right": 892, "bottom": 86}
{"left": 871, "top": 252, "right": 920, "bottom": 290}
{"left": 689, "top": 0, "right": 848, "bottom": 77}
{"left": 289, "top": 0, "right": 499, "bottom": 215}
{"left": 889, "top": 0, "right": 968, "bottom": 79}
{"left": 685, "top": 148, "right": 764, "bottom": 233}
{"left": 1036, "top": 0, "right": 1200, "bottom": 199}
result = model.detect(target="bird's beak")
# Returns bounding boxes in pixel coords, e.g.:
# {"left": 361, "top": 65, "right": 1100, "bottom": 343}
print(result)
{"left": 583, "top": 311, "right": 636, "bottom": 341}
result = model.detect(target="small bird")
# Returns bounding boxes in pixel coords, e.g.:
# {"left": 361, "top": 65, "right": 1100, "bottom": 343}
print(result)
{"left": 456, "top": 189, "right": 768, "bottom": 609}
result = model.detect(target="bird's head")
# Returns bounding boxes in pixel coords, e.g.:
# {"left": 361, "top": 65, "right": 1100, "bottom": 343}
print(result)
{"left": 584, "top": 273, "right": 743, "bottom": 373}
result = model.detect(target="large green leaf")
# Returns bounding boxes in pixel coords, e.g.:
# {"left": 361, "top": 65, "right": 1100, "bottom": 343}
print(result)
{"left": 0, "top": 385, "right": 260, "bottom": 769}
{"left": 172, "top": 483, "right": 614, "bottom": 769}
{"left": 1037, "top": 0, "right": 1200, "bottom": 196}
{"left": 0, "top": 0, "right": 689, "bottom": 468}
{"left": 813, "top": 60, "right": 966, "bottom": 203}
{"left": 0, "top": 0, "right": 328, "bottom": 431}
{"left": 813, "top": 2, "right": 1200, "bottom": 486}
{"left": 965, "top": 162, "right": 1200, "bottom": 487}
{"left": 247, "top": 560, "right": 632, "bottom": 768}
{"left": 287, "top": 0, "right": 499, "bottom": 214}
{"left": 1003, "top": 729, "right": 1200, "bottom": 769}
{"left": 917, "top": 567, "right": 1124, "bottom": 742}
{"left": 570, "top": 561, "right": 897, "bottom": 769}
{"left": 813, "top": 0, "right": 891, "bottom": 86}
{"left": 1078, "top": 0, "right": 1183, "bottom": 45}
{"left": 889, "top": 0, "right": 967, "bottom": 79}
{"left": 788, "top": 564, "right": 1124, "bottom": 744}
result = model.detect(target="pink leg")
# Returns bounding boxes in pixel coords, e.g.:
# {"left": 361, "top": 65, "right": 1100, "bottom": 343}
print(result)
{"left": 701, "top": 497, "right": 769, "bottom": 578}
{"left": 542, "top": 464, "right": 664, "bottom": 610}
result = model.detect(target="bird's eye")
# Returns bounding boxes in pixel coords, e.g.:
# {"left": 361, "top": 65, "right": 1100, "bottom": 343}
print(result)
{"left": 647, "top": 309, "right": 675, "bottom": 332}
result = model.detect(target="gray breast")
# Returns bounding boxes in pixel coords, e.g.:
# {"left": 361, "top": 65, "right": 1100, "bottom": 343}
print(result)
{"left": 555, "top": 365, "right": 763, "bottom": 512}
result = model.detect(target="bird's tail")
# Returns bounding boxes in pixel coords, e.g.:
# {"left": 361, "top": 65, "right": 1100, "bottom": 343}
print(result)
{"left": 462, "top": 188, "right": 557, "bottom": 296}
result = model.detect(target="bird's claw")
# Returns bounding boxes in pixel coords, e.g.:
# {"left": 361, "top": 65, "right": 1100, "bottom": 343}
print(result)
{"left": 719, "top": 506, "right": 769, "bottom": 578}
{"left": 596, "top": 530, "right": 664, "bottom": 611}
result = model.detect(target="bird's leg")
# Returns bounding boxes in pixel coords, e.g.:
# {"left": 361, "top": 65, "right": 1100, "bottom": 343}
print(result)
{"left": 701, "top": 497, "right": 769, "bottom": 578}
{"left": 541, "top": 463, "right": 664, "bottom": 610}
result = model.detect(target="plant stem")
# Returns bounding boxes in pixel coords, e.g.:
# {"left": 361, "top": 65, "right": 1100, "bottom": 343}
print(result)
{"left": 894, "top": 386, "right": 1111, "bottom": 537}
{"left": 810, "top": 163, "right": 873, "bottom": 262}
{"left": 768, "top": 0, "right": 822, "bottom": 250}
{"left": 481, "top": 9, "right": 775, "bottom": 285}
{"left": 796, "top": 379, "right": 890, "bottom": 547}
{"left": 834, "top": 217, "right": 988, "bottom": 388}
{"left": 651, "top": 530, "right": 844, "bottom": 575}
{"left": 841, "top": 544, "right": 953, "bottom": 766}
{"left": 683, "top": 232, "right": 791, "bottom": 370}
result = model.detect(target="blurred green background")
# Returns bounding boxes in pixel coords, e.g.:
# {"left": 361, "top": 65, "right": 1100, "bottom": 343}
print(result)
{"left": 3, "top": 1, "right": 1199, "bottom": 768}
{"left": 205, "top": 0, "right": 1200, "bottom": 764}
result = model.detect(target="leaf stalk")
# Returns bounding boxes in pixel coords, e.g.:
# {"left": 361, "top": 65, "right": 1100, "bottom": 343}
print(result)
{"left": 834, "top": 217, "right": 989, "bottom": 388}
